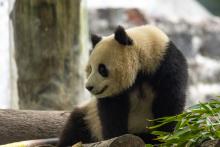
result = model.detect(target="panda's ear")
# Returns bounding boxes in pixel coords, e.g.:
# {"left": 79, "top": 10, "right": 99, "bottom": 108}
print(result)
{"left": 91, "top": 34, "right": 102, "bottom": 48}
{"left": 114, "top": 25, "right": 133, "bottom": 45}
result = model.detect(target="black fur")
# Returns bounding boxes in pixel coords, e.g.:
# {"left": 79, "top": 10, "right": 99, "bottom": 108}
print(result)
{"left": 58, "top": 41, "right": 188, "bottom": 146}
{"left": 150, "top": 41, "right": 188, "bottom": 132}
{"left": 97, "top": 93, "right": 129, "bottom": 139}
{"left": 114, "top": 26, "right": 133, "bottom": 45}
{"left": 91, "top": 34, "right": 102, "bottom": 48}
{"left": 57, "top": 108, "right": 93, "bottom": 147}
{"left": 131, "top": 41, "right": 188, "bottom": 143}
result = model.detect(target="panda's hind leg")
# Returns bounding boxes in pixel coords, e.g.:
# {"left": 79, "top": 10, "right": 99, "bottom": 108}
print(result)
{"left": 57, "top": 108, "right": 92, "bottom": 147}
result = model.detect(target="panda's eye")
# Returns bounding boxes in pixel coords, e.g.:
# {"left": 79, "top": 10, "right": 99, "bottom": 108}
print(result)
{"left": 98, "top": 64, "right": 108, "bottom": 77}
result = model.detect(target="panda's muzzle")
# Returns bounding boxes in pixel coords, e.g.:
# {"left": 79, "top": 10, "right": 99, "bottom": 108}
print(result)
{"left": 95, "top": 85, "right": 108, "bottom": 95}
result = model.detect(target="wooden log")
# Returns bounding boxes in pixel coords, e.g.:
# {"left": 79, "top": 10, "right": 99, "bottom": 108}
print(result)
{"left": 200, "top": 140, "right": 220, "bottom": 147}
{"left": 0, "top": 109, "right": 70, "bottom": 144}
{"left": 0, "top": 109, "right": 218, "bottom": 147}
{"left": 1, "top": 134, "right": 145, "bottom": 147}
{"left": 0, "top": 138, "right": 58, "bottom": 147}
{"left": 82, "top": 134, "right": 145, "bottom": 147}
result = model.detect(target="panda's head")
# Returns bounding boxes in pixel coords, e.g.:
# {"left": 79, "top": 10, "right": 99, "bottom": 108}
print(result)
{"left": 86, "top": 26, "right": 140, "bottom": 98}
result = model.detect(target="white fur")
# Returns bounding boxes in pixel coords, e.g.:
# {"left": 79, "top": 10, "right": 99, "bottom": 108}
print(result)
{"left": 128, "top": 82, "right": 154, "bottom": 133}
{"left": 83, "top": 25, "right": 168, "bottom": 138}
{"left": 83, "top": 99, "right": 103, "bottom": 141}
{"left": 86, "top": 25, "right": 169, "bottom": 98}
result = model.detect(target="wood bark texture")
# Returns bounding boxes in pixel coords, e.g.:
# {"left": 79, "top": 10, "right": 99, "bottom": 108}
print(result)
{"left": 11, "top": 0, "right": 86, "bottom": 110}
{"left": 0, "top": 109, "right": 218, "bottom": 147}
{"left": 0, "top": 109, "right": 70, "bottom": 144}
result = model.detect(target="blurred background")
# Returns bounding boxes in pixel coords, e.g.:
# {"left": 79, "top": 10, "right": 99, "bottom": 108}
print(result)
{"left": 0, "top": 0, "right": 220, "bottom": 110}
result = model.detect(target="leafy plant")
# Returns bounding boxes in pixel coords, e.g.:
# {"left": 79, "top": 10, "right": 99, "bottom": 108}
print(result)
{"left": 147, "top": 99, "right": 220, "bottom": 147}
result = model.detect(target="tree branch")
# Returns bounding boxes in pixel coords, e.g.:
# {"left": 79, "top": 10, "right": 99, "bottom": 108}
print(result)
{"left": 0, "top": 109, "right": 70, "bottom": 144}
{"left": 0, "top": 109, "right": 218, "bottom": 147}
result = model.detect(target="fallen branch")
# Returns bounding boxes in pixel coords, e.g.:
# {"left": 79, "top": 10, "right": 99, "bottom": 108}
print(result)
{"left": 0, "top": 109, "right": 70, "bottom": 144}
{"left": 0, "top": 109, "right": 219, "bottom": 147}
{"left": 1, "top": 134, "right": 145, "bottom": 147}
{"left": 75, "top": 134, "right": 145, "bottom": 147}
{"left": 200, "top": 140, "right": 220, "bottom": 147}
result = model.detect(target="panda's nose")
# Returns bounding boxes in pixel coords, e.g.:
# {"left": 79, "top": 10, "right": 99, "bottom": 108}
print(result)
{"left": 86, "top": 86, "right": 94, "bottom": 92}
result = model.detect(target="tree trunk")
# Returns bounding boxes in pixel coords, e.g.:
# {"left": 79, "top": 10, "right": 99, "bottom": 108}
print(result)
{"left": 11, "top": 0, "right": 88, "bottom": 110}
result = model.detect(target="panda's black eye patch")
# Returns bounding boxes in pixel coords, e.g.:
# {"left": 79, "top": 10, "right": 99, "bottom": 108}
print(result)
{"left": 98, "top": 64, "right": 108, "bottom": 77}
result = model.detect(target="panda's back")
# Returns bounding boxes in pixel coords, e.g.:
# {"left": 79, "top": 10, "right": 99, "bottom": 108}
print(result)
{"left": 127, "top": 25, "right": 169, "bottom": 49}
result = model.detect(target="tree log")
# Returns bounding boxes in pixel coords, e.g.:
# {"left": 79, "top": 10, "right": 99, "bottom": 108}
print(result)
{"left": 200, "top": 140, "right": 220, "bottom": 147}
{"left": 82, "top": 134, "right": 145, "bottom": 147}
{"left": 0, "top": 109, "right": 218, "bottom": 147}
{"left": 1, "top": 134, "right": 145, "bottom": 147}
{"left": 0, "top": 109, "right": 70, "bottom": 144}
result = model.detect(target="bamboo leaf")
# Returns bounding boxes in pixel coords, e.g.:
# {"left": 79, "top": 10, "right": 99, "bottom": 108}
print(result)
{"left": 147, "top": 100, "right": 220, "bottom": 146}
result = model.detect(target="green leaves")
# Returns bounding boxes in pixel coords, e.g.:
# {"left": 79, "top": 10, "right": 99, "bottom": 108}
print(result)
{"left": 147, "top": 99, "right": 220, "bottom": 147}
{"left": 146, "top": 144, "right": 153, "bottom": 147}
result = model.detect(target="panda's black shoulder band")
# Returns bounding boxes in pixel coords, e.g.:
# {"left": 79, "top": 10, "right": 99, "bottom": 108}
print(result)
{"left": 114, "top": 25, "right": 133, "bottom": 45}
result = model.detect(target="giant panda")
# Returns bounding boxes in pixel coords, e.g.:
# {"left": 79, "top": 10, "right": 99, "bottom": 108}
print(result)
{"left": 58, "top": 25, "right": 188, "bottom": 147}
